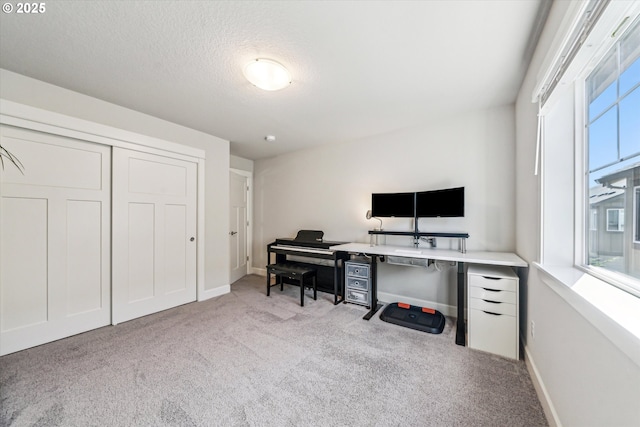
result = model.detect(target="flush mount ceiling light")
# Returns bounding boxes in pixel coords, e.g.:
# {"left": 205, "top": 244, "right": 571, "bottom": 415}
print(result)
{"left": 243, "top": 59, "right": 291, "bottom": 91}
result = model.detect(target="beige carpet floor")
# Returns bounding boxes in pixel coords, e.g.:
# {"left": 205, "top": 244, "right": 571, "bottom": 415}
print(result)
{"left": 0, "top": 274, "right": 547, "bottom": 426}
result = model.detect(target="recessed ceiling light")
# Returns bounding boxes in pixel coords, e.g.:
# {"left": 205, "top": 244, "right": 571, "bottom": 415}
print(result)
{"left": 243, "top": 59, "right": 291, "bottom": 91}
{"left": 264, "top": 135, "right": 276, "bottom": 142}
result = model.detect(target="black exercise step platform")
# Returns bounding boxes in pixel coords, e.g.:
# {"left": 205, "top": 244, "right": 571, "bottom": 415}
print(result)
{"left": 380, "top": 302, "right": 445, "bottom": 334}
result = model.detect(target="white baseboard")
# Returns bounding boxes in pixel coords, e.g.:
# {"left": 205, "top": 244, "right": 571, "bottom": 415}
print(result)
{"left": 251, "top": 266, "right": 457, "bottom": 317}
{"left": 524, "top": 344, "right": 561, "bottom": 427}
{"left": 198, "top": 285, "right": 230, "bottom": 302}
{"left": 252, "top": 267, "right": 267, "bottom": 276}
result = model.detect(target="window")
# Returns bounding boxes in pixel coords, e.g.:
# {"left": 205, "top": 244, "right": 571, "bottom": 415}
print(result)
{"left": 585, "top": 14, "right": 640, "bottom": 283}
{"left": 606, "top": 208, "right": 624, "bottom": 232}
{"left": 537, "top": 2, "right": 640, "bottom": 297}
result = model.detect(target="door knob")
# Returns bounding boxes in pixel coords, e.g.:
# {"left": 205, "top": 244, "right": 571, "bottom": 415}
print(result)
{"left": 190, "top": 237, "right": 195, "bottom": 242}
{"left": 230, "top": 231, "right": 238, "bottom": 236}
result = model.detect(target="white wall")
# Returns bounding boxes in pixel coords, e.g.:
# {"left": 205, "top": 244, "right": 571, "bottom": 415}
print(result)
{"left": 515, "top": 2, "right": 640, "bottom": 426}
{"left": 0, "top": 69, "right": 231, "bottom": 294}
{"left": 254, "top": 105, "right": 516, "bottom": 312}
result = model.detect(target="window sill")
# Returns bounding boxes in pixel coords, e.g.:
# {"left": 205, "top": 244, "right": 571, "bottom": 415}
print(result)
{"left": 534, "top": 263, "right": 640, "bottom": 367}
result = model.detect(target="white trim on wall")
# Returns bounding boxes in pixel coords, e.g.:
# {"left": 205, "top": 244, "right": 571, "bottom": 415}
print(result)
{"left": 0, "top": 100, "right": 204, "bottom": 159}
{"left": 250, "top": 267, "right": 457, "bottom": 317}
{"left": 199, "top": 285, "right": 231, "bottom": 302}
{"left": 197, "top": 157, "right": 206, "bottom": 300}
{"left": 524, "top": 345, "right": 561, "bottom": 427}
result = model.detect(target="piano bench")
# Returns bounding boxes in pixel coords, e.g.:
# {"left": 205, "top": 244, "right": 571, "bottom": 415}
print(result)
{"left": 266, "top": 263, "right": 317, "bottom": 306}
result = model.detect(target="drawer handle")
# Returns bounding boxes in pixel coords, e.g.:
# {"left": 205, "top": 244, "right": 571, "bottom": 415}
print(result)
{"left": 482, "top": 287, "right": 500, "bottom": 292}
{"left": 483, "top": 310, "right": 502, "bottom": 316}
{"left": 481, "top": 276, "right": 501, "bottom": 280}
{"left": 482, "top": 299, "right": 501, "bottom": 304}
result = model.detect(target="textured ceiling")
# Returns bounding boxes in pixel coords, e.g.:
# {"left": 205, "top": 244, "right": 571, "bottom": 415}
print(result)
{"left": 0, "top": 1, "right": 545, "bottom": 160}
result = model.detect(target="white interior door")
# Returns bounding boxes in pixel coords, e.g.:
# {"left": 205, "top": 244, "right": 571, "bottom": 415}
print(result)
{"left": 112, "top": 148, "right": 197, "bottom": 324}
{"left": 229, "top": 170, "right": 248, "bottom": 283}
{"left": 0, "top": 126, "right": 111, "bottom": 356}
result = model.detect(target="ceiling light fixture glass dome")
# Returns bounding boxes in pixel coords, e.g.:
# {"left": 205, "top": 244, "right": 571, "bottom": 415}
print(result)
{"left": 243, "top": 59, "right": 291, "bottom": 91}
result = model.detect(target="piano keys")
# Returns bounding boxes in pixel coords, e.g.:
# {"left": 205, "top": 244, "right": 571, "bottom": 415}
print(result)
{"left": 268, "top": 244, "right": 334, "bottom": 257}
{"left": 267, "top": 230, "right": 349, "bottom": 304}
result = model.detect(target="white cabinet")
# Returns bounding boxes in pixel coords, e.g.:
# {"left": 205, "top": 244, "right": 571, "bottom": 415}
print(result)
{"left": 467, "top": 264, "right": 519, "bottom": 359}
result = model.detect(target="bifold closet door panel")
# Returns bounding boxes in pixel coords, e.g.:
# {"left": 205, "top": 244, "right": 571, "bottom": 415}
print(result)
{"left": 0, "top": 126, "right": 111, "bottom": 356}
{"left": 112, "top": 148, "right": 197, "bottom": 324}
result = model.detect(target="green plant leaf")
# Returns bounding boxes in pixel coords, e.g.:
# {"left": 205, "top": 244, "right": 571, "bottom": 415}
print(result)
{"left": 0, "top": 144, "right": 25, "bottom": 174}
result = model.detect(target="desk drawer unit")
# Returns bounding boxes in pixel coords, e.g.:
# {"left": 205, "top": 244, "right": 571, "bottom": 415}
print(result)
{"left": 467, "top": 264, "right": 519, "bottom": 359}
{"left": 345, "top": 261, "right": 371, "bottom": 307}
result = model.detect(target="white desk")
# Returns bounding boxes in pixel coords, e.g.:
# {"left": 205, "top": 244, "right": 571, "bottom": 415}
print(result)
{"left": 330, "top": 243, "right": 528, "bottom": 346}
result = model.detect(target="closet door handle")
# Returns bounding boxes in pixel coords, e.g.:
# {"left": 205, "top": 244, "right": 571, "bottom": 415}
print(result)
{"left": 230, "top": 231, "right": 238, "bottom": 236}
{"left": 190, "top": 237, "right": 195, "bottom": 242}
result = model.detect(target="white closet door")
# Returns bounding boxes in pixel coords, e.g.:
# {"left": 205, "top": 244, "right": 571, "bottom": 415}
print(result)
{"left": 112, "top": 148, "right": 197, "bottom": 324}
{"left": 0, "top": 126, "right": 111, "bottom": 356}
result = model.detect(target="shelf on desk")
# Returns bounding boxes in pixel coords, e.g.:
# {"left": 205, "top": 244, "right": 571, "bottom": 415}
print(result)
{"left": 367, "top": 230, "right": 469, "bottom": 239}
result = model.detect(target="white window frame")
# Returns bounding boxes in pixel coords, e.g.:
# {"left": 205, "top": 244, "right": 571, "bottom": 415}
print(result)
{"left": 634, "top": 186, "right": 640, "bottom": 244}
{"left": 590, "top": 209, "right": 598, "bottom": 231}
{"left": 570, "top": 4, "right": 640, "bottom": 298}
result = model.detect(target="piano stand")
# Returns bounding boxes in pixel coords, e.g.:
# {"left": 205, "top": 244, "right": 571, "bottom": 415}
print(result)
{"left": 266, "top": 263, "right": 317, "bottom": 307}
